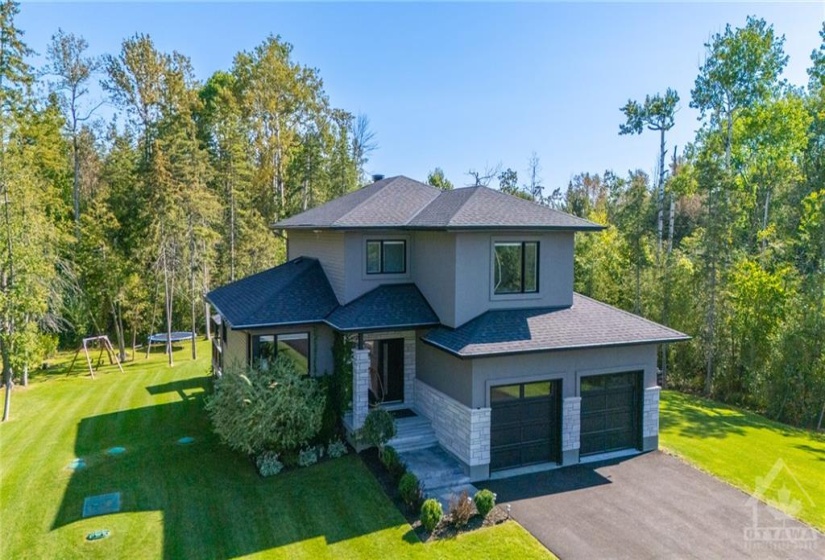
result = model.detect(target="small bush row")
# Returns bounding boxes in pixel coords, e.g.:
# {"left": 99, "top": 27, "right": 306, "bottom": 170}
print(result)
{"left": 418, "top": 488, "right": 498, "bottom": 533}
{"left": 254, "top": 438, "right": 348, "bottom": 477}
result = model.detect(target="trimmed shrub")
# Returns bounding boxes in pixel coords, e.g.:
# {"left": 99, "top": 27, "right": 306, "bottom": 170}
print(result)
{"left": 448, "top": 490, "right": 473, "bottom": 528}
{"left": 326, "top": 439, "right": 348, "bottom": 458}
{"left": 255, "top": 451, "right": 283, "bottom": 477}
{"left": 398, "top": 472, "right": 423, "bottom": 510}
{"left": 359, "top": 408, "right": 396, "bottom": 449}
{"left": 379, "top": 445, "right": 406, "bottom": 481}
{"left": 474, "top": 489, "right": 496, "bottom": 517}
{"left": 298, "top": 447, "right": 318, "bottom": 467}
{"left": 205, "top": 356, "right": 325, "bottom": 455}
{"left": 420, "top": 498, "right": 443, "bottom": 532}
{"left": 281, "top": 449, "right": 299, "bottom": 469}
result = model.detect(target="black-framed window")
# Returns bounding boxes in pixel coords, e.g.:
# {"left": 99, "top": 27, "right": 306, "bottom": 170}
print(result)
{"left": 494, "top": 241, "right": 539, "bottom": 294}
{"left": 366, "top": 240, "right": 406, "bottom": 274}
{"left": 251, "top": 332, "right": 310, "bottom": 375}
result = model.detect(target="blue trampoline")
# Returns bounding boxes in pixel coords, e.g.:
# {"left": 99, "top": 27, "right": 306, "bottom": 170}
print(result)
{"left": 145, "top": 331, "right": 195, "bottom": 357}
{"left": 148, "top": 331, "right": 195, "bottom": 344}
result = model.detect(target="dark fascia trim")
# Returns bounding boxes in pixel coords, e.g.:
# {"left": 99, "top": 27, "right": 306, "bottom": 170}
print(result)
{"left": 232, "top": 319, "right": 325, "bottom": 331}
{"left": 420, "top": 334, "right": 692, "bottom": 360}
{"left": 274, "top": 224, "right": 605, "bottom": 232}
{"left": 325, "top": 319, "right": 441, "bottom": 333}
{"left": 204, "top": 298, "right": 234, "bottom": 328}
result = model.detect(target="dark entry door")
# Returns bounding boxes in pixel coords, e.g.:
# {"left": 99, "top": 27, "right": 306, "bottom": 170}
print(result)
{"left": 490, "top": 380, "right": 561, "bottom": 472}
{"left": 580, "top": 371, "right": 642, "bottom": 456}
{"left": 378, "top": 339, "right": 404, "bottom": 402}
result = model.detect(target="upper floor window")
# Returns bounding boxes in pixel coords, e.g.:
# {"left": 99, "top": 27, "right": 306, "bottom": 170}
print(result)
{"left": 366, "top": 240, "right": 406, "bottom": 274}
{"left": 251, "top": 332, "right": 310, "bottom": 374}
{"left": 494, "top": 241, "right": 539, "bottom": 294}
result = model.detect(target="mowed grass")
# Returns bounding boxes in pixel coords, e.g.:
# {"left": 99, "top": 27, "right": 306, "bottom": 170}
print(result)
{"left": 0, "top": 340, "right": 552, "bottom": 559}
{"left": 660, "top": 390, "right": 825, "bottom": 531}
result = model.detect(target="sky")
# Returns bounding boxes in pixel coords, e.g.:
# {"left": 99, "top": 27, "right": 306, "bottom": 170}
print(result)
{"left": 19, "top": 2, "right": 825, "bottom": 192}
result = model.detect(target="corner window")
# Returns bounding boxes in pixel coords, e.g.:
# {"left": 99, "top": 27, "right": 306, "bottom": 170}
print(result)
{"left": 251, "top": 332, "right": 310, "bottom": 374}
{"left": 366, "top": 240, "right": 406, "bottom": 274}
{"left": 494, "top": 241, "right": 539, "bottom": 294}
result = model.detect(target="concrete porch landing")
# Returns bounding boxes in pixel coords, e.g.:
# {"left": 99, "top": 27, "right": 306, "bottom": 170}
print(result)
{"left": 398, "top": 446, "right": 477, "bottom": 510}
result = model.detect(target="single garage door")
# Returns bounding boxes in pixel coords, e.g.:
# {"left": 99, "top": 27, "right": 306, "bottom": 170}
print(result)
{"left": 580, "top": 371, "right": 642, "bottom": 456}
{"left": 490, "top": 380, "right": 561, "bottom": 472}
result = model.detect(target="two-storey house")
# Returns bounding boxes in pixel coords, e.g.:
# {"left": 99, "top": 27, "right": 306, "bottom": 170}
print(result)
{"left": 206, "top": 176, "right": 688, "bottom": 481}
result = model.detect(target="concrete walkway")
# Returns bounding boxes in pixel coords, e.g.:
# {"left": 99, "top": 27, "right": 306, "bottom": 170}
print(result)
{"left": 487, "top": 451, "right": 822, "bottom": 560}
{"left": 398, "top": 446, "right": 477, "bottom": 509}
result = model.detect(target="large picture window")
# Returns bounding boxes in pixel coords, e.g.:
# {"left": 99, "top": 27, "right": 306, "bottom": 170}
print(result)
{"left": 251, "top": 332, "right": 310, "bottom": 374}
{"left": 366, "top": 240, "right": 406, "bottom": 274}
{"left": 494, "top": 241, "right": 539, "bottom": 294}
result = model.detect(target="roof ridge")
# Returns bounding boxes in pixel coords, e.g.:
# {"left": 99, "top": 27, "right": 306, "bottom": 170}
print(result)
{"left": 331, "top": 176, "right": 402, "bottom": 227}
{"left": 573, "top": 292, "right": 689, "bottom": 338}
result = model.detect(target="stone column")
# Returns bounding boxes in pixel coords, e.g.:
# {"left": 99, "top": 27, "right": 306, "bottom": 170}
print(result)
{"left": 561, "top": 396, "right": 582, "bottom": 465}
{"left": 352, "top": 348, "right": 370, "bottom": 430}
{"left": 642, "top": 386, "right": 660, "bottom": 451}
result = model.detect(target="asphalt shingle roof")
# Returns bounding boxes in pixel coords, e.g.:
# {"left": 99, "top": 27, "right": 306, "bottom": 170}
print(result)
{"left": 407, "top": 186, "right": 600, "bottom": 230}
{"left": 275, "top": 176, "right": 441, "bottom": 229}
{"left": 205, "top": 258, "right": 339, "bottom": 328}
{"left": 422, "top": 294, "right": 690, "bottom": 357}
{"left": 325, "top": 284, "right": 440, "bottom": 332}
{"left": 273, "top": 175, "right": 602, "bottom": 231}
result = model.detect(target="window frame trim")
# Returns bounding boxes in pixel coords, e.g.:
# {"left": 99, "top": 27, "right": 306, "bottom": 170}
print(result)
{"left": 250, "top": 330, "right": 312, "bottom": 375}
{"left": 365, "top": 239, "right": 407, "bottom": 275}
{"left": 492, "top": 239, "right": 540, "bottom": 296}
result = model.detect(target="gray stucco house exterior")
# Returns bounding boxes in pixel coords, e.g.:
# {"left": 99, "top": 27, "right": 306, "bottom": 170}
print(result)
{"left": 207, "top": 175, "right": 689, "bottom": 481}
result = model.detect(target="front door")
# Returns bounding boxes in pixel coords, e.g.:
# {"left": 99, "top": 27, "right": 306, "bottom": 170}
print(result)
{"left": 376, "top": 338, "right": 404, "bottom": 403}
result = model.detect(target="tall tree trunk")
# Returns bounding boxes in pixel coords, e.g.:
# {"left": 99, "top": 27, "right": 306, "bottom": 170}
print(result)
{"left": 203, "top": 239, "right": 211, "bottom": 341}
{"left": 228, "top": 173, "right": 236, "bottom": 282}
{"left": 189, "top": 220, "right": 197, "bottom": 361}
{"left": 662, "top": 147, "right": 678, "bottom": 389}
{"left": 761, "top": 189, "right": 771, "bottom": 253}
{"left": 111, "top": 300, "right": 126, "bottom": 363}
{"left": 2, "top": 337, "right": 13, "bottom": 422}
{"left": 162, "top": 241, "right": 174, "bottom": 367}
{"left": 657, "top": 128, "right": 666, "bottom": 255}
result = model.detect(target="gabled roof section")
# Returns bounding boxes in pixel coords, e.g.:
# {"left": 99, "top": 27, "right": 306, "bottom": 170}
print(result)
{"left": 422, "top": 293, "right": 690, "bottom": 358}
{"left": 274, "top": 176, "right": 441, "bottom": 229}
{"left": 325, "top": 284, "right": 440, "bottom": 332}
{"left": 273, "top": 175, "right": 602, "bottom": 231}
{"left": 205, "top": 258, "right": 339, "bottom": 329}
{"left": 408, "top": 186, "right": 602, "bottom": 230}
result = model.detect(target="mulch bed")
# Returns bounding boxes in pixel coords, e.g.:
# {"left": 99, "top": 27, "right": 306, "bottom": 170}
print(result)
{"left": 359, "top": 447, "right": 510, "bottom": 542}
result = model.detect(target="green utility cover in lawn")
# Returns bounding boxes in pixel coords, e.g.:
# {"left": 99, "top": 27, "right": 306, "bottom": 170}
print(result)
{"left": 82, "top": 493, "right": 122, "bottom": 518}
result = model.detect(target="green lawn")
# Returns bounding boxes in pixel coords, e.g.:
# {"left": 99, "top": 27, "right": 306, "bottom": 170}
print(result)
{"left": 660, "top": 390, "right": 825, "bottom": 531}
{"left": 0, "top": 341, "right": 552, "bottom": 559}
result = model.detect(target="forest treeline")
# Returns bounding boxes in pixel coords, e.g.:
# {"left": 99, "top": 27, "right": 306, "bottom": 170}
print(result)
{"left": 0, "top": 1, "right": 823, "bottom": 428}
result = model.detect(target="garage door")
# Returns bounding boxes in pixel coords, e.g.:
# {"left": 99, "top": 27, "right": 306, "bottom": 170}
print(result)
{"left": 580, "top": 371, "right": 642, "bottom": 456}
{"left": 490, "top": 380, "right": 561, "bottom": 472}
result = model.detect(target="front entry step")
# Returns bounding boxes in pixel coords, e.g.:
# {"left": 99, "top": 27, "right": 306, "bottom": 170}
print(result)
{"left": 387, "top": 414, "right": 438, "bottom": 452}
{"left": 398, "top": 446, "right": 477, "bottom": 510}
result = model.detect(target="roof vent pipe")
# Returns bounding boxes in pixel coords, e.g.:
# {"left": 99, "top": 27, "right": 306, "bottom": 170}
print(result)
{"left": 371, "top": 174, "right": 385, "bottom": 182}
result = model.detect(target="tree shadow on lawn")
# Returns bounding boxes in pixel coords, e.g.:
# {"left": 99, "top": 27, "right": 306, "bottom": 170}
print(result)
{"left": 52, "top": 397, "right": 404, "bottom": 559}
{"left": 794, "top": 443, "right": 825, "bottom": 462}
{"left": 145, "top": 377, "right": 209, "bottom": 401}
{"left": 660, "top": 392, "right": 752, "bottom": 440}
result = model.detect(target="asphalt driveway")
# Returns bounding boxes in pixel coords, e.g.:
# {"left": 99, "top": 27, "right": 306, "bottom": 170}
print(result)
{"left": 486, "top": 451, "right": 822, "bottom": 560}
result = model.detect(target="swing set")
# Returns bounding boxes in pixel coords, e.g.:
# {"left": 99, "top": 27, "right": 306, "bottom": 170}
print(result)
{"left": 68, "top": 335, "right": 124, "bottom": 379}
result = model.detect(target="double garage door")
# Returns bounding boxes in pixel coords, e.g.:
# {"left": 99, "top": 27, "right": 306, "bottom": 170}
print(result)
{"left": 490, "top": 371, "right": 642, "bottom": 471}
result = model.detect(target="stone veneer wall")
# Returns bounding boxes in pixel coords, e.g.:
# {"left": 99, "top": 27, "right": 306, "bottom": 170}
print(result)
{"left": 562, "top": 396, "right": 582, "bottom": 452}
{"left": 415, "top": 380, "right": 491, "bottom": 467}
{"left": 352, "top": 349, "right": 370, "bottom": 429}
{"left": 643, "top": 386, "right": 660, "bottom": 438}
